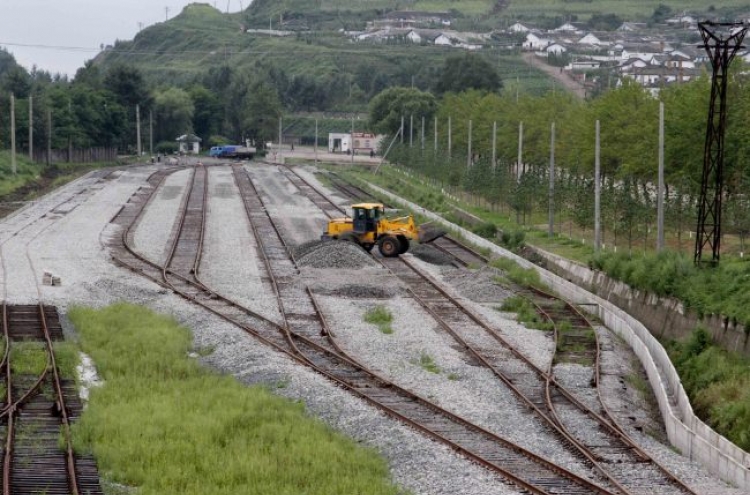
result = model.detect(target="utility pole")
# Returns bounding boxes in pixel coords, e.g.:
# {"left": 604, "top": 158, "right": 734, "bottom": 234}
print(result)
{"left": 549, "top": 122, "right": 556, "bottom": 237}
{"left": 595, "top": 120, "right": 601, "bottom": 252}
{"left": 46, "top": 109, "right": 52, "bottom": 166}
{"left": 448, "top": 116, "right": 452, "bottom": 157}
{"left": 314, "top": 118, "right": 318, "bottom": 166}
{"left": 350, "top": 116, "right": 354, "bottom": 164}
{"left": 491, "top": 121, "right": 497, "bottom": 171}
{"left": 136, "top": 104, "right": 142, "bottom": 158}
{"left": 517, "top": 121, "right": 523, "bottom": 181}
{"left": 278, "top": 116, "right": 283, "bottom": 164}
{"left": 657, "top": 101, "right": 665, "bottom": 251}
{"left": 421, "top": 116, "right": 425, "bottom": 150}
{"left": 467, "top": 120, "right": 472, "bottom": 168}
{"left": 68, "top": 98, "right": 73, "bottom": 162}
{"left": 434, "top": 117, "right": 438, "bottom": 152}
{"left": 165, "top": 6, "right": 170, "bottom": 21}
{"left": 28, "top": 95, "right": 33, "bottom": 161}
{"left": 10, "top": 93, "right": 16, "bottom": 175}
{"left": 400, "top": 115, "right": 404, "bottom": 144}
{"left": 149, "top": 110, "right": 154, "bottom": 157}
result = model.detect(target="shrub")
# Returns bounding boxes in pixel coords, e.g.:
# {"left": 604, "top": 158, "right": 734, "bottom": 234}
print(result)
{"left": 472, "top": 221, "right": 497, "bottom": 239}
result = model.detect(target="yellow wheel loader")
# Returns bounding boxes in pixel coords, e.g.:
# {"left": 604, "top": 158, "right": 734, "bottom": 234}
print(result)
{"left": 321, "top": 203, "right": 445, "bottom": 257}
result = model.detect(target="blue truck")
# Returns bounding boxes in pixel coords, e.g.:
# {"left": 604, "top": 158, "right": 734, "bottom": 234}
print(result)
{"left": 209, "top": 145, "right": 256, "bottom": 159}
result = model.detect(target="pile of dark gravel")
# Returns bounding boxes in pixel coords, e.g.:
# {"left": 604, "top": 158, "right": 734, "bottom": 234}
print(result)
{"left": 297, "top": 241, "right": 377, "bottom": 269}
{"left": 314, "top": 284, "right": 398, "bottom": 299}
{"left": 409, "top": 243, "right": 456, "bottom": 266}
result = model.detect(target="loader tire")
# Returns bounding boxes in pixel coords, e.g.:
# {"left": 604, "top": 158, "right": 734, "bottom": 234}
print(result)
{"left": 378, "top": 236, "right": 400, "bottom": 257}
{"left": 397, "top": 235, "right": 410, "bottom": 254}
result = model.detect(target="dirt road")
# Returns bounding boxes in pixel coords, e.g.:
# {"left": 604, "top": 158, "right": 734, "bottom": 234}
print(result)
{"left": 522, "top": 52, "right": 587, "bottom": 99}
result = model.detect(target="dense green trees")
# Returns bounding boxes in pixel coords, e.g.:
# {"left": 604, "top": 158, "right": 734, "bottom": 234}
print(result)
{"left": 435, "top": 53, "right": 502, "bottom": 95}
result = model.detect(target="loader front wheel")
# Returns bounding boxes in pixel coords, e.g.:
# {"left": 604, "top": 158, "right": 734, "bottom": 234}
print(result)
{"left": 397, "top": 236, "right": 410, "bottom": 254}
{"left": 378, "top": 236, "right": 400, "bottom": 257}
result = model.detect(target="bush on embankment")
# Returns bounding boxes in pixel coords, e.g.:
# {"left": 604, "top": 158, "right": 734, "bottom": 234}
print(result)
{"left": 68, "top": 303, "right": 405, "bottom": 495}
{"left": 590, "top": 250, "right": 750, "bottom": 329}
{"left": 668, "top": 328, "right": 750, "bottom": 451}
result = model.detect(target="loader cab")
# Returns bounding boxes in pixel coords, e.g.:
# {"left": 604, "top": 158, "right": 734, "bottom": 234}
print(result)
{"left": 351, "top": 203, "right": 383, "bottom": 234}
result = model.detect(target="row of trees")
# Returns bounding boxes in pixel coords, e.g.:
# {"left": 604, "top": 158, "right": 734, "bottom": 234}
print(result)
{"left": 371, "top": 72, "right": 750, "bottom": 255}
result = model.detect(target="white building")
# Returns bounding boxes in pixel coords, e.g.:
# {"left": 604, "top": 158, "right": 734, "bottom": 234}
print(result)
{"left": 176, "top": 134, "right": 201, "bottom": 154}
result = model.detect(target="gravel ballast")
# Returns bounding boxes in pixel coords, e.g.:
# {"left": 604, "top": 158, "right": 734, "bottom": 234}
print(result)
{"left": 1, "top": 162, "right": 740, "bottom": 495}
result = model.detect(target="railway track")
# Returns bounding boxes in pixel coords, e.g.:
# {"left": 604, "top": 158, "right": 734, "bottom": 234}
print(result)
{"left": 0, "top": 169, "right": 114, "bottom": 495}
{"left": 280, "top": 164, "right": 699, "bottom": 495}
{"left": 111, "top": 164, "right": 618, "bottom": 495}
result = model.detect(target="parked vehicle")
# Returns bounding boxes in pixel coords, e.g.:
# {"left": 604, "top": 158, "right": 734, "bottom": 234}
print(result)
{"left": 209, "top": 145, "right": 256, "bottom": 159}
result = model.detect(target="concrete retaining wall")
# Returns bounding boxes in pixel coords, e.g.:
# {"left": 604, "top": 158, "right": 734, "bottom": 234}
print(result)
{"left": 534, "top": 251, "right": 750, "bottom": 356}
{"left": 369, "top": 182, "right": 750, "bottom": 489}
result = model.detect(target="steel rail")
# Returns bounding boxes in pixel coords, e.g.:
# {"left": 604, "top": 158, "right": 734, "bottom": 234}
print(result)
{"left": 282, "top": 163, "right": 699, "bottom": 495}
{"left": 234, "top": 165, "right": 616, "bottom": 490}
{"left": 115, "top": 163, "right": 617, "bottom": 495}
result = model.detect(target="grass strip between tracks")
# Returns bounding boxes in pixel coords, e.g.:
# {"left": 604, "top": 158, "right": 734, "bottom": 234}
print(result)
{"left": 68, "top": 303, "right": 407, "bottom": 495}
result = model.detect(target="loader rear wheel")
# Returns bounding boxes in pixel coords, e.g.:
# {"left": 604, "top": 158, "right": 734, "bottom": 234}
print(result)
{"left": 397, "top": 236, "right": 410, "bottom": 254}
{"left": 378, "top": 236, "right": 400, "bottom": 257}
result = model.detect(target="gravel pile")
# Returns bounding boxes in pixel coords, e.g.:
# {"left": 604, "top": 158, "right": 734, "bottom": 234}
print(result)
{"left": 409, "top": 243, "right": 456, "bottom": 266}
{"left": 297, "top": 241, "right": 378, "bottom": 269}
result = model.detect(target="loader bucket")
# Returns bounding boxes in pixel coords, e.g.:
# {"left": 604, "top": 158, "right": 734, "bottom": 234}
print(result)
{"left": 418, "top": 224, "right": 447, "bottom": 244}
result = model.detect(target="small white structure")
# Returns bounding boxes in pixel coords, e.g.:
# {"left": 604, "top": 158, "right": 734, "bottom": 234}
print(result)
{"left": 406, "top": 30, "right": 422, "bottom": 43}
{"left": 525, "top": 33, "right": 551, "bottom": 50}
{"left": 578, "top": 33, "right": 603, "bottom": 46}
{"left": 546, "top": 43, "right": 567, "bottom": 56}
{"left": 176, "top": 134, "right": 202, "bottom": 154}
{"left": 328, "top": 133, "right": 383, "bottom": 154}
{"left": 509, "top": 22, "right": 530, "bottom": 33}
{"left": 434, "top": 33, "right": 453, "bottom": 46}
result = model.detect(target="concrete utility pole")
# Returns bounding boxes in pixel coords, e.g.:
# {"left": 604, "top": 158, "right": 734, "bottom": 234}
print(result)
{"left": 46, "top": 109, "right": 52, "bottom": 166}
{"left": 136, "top": 104, "right": 142, "bottom": 158}
{"left": 28, "top": 96, "right": 33, "bottom": 161}
{"left": 165, "top": 7, "right": 170, "bottom": 21}
{"left": 68, "top": 99, "right": 73, "bottom": 162}
{"left": 491, "top": 121, "right": 497, "bottom": 171}
{"left": 149, "top": 110, "right": 154, "bottom": 157}
{"left": 314, "top": 118, "right": 318, "bottom": 166}
{"left": 467, "top": 119, "right": 472, "bottom": 168}
{"left": 10, "top": 93, "right": 16, "bottom": 175}
{"left": 400, "top": 115, "right": 404, "bottom": 144}
{"left": 421, "top": 116, "right": 425, "bottom": 150}
{"left": 351, "top": 116, "right": 354, "bottom": 164}
{"left": 517, "top": 121, "right": 523, "bottom": 180}
{"left": 434, "top": 117, "right": 438, "bottom": 152}
{"left": 595, "top": 120, "right": 601, "bottom": 252}
{"left": 448, "top": 116, "right": 452, "bottom": 157}
{"left": 657, "top": 101, "right": 665, "bottom": 251}
{"left": 549, "top": 122, "right": 556, "bottom": 237}
{"left": 278, "top": 117, "right": 283, "bottom": 164}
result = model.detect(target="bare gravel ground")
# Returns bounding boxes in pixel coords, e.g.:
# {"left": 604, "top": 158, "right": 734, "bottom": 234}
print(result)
{"left": 199, "top": 167, "right": 281, "bottom": 323}
{"left": 1, "top": 162, "right": 741, "bottom": 495}
{"left": 132, "top": 167, "right": 191, "bottom": 265}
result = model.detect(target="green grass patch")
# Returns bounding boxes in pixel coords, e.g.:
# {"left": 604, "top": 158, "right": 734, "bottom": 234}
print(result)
{"left": 668, "top": 327, "right": 750, "bottom": 451}
{"left": 364, "top": 305, "right": 394, "bottom": 335}
{"left": 68, "top": 303, "right": 405, "bottom": 495}
{"left": 498, "top": 296, "right": 553, "bottom": 331}
{"left": 11, "top": 342, "right": 48, "bottom": 376}
{"left": 417, "top": 353, "right": 440, "bottom": 374}
{"left": 490, "top": 257, "right": 543, "bottom": 289}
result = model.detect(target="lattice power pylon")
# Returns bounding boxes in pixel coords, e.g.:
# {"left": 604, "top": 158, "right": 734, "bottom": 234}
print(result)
{"left": 694, "top": 22, "right": 747, "bottom": 265}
